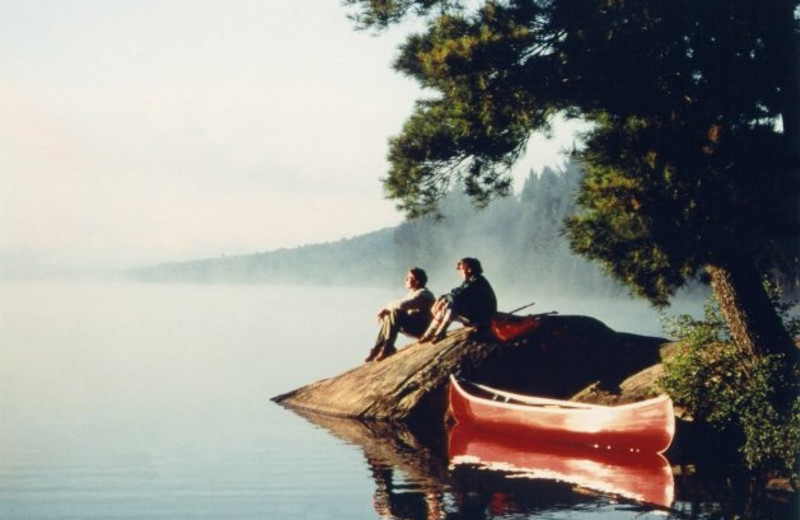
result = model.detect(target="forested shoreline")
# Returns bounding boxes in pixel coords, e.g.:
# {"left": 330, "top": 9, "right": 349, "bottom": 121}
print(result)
{"left": 129, "top": 162, "right": 626, "bottom": 298}
{"left": 128, "top": 160, "right": 796, "bottom": 303}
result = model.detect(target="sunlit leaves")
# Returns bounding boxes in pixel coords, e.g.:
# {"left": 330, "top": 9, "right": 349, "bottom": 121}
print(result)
{"left": 343, "top": 0, "right": 467, "bottom": 30}
{"left": 660, "top": 291, "right": 800, "bottom": 472}
{"left": 382, "top": 1, "right": 558, "bottom": 214}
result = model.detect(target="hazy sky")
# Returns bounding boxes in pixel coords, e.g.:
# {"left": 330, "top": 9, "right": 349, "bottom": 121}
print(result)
{"left": 1, "top": 0, "right": 577, "bottom": 274}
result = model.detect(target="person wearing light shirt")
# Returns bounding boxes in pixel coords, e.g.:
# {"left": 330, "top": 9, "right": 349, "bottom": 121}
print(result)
{"left": 366, "top": 267, "right": 435, "bottom": 362}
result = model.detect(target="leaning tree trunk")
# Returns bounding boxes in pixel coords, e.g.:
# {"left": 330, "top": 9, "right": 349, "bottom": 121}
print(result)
{"left": 706, "top": 257, "right": 799, "bottom": 367}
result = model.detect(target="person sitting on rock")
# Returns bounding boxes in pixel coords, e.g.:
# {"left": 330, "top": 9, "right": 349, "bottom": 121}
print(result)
{"left": 366, "top": 267, "right": 435, "bottom": 362}
{"left": 419, "top": 257, "right": 497, "bottom": 343}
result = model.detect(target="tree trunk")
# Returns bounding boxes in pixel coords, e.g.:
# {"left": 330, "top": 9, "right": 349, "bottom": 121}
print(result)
{"left": 773, "top": 2, "right": 800, "bottom": 153}
{"left": 706, "top": 258, "right": 798, "bottom": 366}
{"left": 772, "top": 1, "right": 800, "bottom": 287}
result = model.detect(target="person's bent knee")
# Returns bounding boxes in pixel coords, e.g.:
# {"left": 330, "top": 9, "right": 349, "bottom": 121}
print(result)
{"left": 382, "top": 308, "right": 401, "bottom": 322}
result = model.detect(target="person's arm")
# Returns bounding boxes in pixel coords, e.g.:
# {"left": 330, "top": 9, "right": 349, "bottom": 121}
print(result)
{"left": 395, "top": 288, "right": 434, "bottom": 312}
{"left": 448, "top": 278, "right": 473, "bottom": 306}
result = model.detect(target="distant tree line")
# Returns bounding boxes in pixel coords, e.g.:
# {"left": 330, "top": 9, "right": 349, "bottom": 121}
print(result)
{"left": 129, "top": 158, "right": 800, "bottom": 301}
{"left": 128, "top": 227, "right": 398, "bottom": 287}
{"left": 391, "top": 161, "right": 625, "bottom": 298}
{"left": 129, "top": 161, "right": 632, "bottom": 299}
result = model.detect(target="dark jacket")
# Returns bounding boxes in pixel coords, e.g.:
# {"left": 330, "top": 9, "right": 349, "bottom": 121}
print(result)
{"left": 444, "top": 274, "right": 497, "bottom": 324}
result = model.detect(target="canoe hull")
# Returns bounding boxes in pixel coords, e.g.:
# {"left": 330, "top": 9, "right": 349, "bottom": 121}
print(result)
{"left": 448, "top": 376, "right": 675, "bottom": 453}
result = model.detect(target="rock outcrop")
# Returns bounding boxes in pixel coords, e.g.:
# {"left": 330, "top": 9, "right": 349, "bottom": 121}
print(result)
{"left": 272, "top": 314, "right": 670, "bottom": 424}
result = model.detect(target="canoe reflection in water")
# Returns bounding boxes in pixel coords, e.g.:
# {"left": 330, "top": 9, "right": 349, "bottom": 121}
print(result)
{"left": 284, "top": 407, "right": 676, "bottom": 519}
{"left": 448, "top": 423, "right": 675, "bottom": 509}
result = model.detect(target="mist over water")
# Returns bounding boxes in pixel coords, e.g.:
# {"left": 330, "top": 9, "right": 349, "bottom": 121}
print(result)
{"left": 0, "top": 280, "right": 703, "bottom": 519}
{"left": 0, "top": 281, "right": 390, "bottom": 519}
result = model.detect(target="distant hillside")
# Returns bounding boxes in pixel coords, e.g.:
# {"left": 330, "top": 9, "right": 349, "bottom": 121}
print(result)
{"left": 129, "top": 227, "right": 400, "bottom": 286}
{"left": 125, "top": 159, "right": 800, "bottom": 311}
{"left": 127, "top": 162, "right": 627, "bottom": 298}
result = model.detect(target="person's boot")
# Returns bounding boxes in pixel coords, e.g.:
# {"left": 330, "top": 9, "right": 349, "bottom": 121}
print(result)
{"left": 422, "top": 321, "right": 449, "bottom": 343}
{"left": 431, "top": 328, "right": 448, "bottom": 343}
{"left": 365, "top": 344, "right": 383, "bottom": 362}
{"left": 374, "top": 344, "right": 396, "bottom": 362}
{"left": 419, "top": 323, "right": 438, "bottom": 343}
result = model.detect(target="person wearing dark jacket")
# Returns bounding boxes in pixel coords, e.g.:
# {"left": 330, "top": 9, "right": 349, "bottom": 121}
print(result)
{"left": 420, "top": 257, "right": 497, "bottom": 343}
{"left": 366, "top": 267, "right": 435, "bottom": 362}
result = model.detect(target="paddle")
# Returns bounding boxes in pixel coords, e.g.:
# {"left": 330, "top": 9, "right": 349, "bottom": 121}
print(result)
{"left": 508, "top": 301, "right": 535, "bottom": 314}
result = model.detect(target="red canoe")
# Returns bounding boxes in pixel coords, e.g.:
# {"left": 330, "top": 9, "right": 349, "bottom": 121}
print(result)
{"left": 448, "top": 423, "right": 674, "bottom": 508}
{"left": 448, "top": 375, "right": 675, "bottom": 454}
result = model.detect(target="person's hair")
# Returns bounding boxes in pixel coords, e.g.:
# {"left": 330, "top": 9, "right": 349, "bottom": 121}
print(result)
{"left": 458, "top": 257, "right": 483, "bottom": 275}
{"left": 409, "top": 267, "right": 428, "bottom": 286}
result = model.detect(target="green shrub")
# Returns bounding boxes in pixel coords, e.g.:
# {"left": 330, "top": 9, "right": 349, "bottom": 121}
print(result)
{"left": 660, "top": 285, "right": 800, "bottom": 474}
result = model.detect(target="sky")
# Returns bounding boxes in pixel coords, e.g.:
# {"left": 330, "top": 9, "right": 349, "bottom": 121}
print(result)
{"left": 0, "top": 0, "right": 579, "bottom": 275}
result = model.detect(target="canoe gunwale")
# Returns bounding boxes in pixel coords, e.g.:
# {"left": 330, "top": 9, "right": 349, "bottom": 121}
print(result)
{"left": 451, "top": 376, "right": 672, "bottom": 415}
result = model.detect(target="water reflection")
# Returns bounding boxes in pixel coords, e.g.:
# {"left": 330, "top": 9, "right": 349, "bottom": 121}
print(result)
{"left": 368, "top": 457, "right": 446, "bottom": 520}
{"left": 289, "top": 410, "right": 449, "bottom": 519}
{"left": 448, "top": 423, "right": 674, "bottom": 508}
{"left": 289, "top": 409, "right": 674, "bottom": 519}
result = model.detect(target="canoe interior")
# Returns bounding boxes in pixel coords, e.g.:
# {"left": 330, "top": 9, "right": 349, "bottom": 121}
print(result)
{"left": 458, "top": 379, "right": 600, "bottom": 410}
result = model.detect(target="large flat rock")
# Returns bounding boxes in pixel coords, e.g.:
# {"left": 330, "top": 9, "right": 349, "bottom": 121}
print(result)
{"left": 272, "top": 314, "right": 669, "bottom": 424}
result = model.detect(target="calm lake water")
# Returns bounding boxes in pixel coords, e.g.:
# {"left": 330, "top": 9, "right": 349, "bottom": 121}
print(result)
{"left": 0, "top": 281, "right": 794, "bottom": 519}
